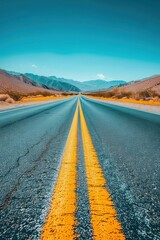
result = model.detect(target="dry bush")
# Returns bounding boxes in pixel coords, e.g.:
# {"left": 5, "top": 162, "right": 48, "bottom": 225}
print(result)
{"left": 153, "top": 96, "right": 160, "bottom": 102}
{"left": 93, "top": 92, "right": 103, "bottom": 97}
{"left": 5, "top": 97, "right": 15, "bottom": 104}
{"left": 7, "top": 92, "right": 25, "bottom": 101}
{"left": 112, "top": 90, "right": 133, "bottom": 99}
{"left": 39, "top": 91, "right": 52, "bottom": 97}
{"left": 61, "top": 92, "right": 69, "bottom": 96}
{"left": 33, "top": 91, "right": 55, "bottom": 97}
{"left": 8, "top": 91, "right": 53, "bottom": 101}
{"left": 105, "top": 92, "right": 114, "bottom": 98}
{"left": 0, "top": 94, "right": 15, "bottom": 103}
{"left": 138, "top": 90, "right": 158, "bottom": 99}
{"left": 0, "top": 94, "right": 10, "bottom": 101}
{"left": 86, "top": 89, "right": 133, "bottom": 99}
{"left": 92, "top": 91, "right": 111, "bottom": 97}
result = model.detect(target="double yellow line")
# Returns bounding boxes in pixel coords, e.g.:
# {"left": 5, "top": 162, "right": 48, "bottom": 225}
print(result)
{"left": 41, "top": 100, "right": 125, "bottom": 240}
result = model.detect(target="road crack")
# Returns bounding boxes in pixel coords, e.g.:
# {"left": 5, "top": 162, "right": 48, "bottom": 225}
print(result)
{"left": 0, "top": 134, "right": 47, "bottom": 179}
{"left": 0, "top": 133, "right": 58, "bottom": 211}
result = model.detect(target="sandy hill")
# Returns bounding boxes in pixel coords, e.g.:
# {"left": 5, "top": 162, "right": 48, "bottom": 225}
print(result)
{"left": 120, "top": 75, "right": 160, "bottom": 94}
{"left": 0, "top": 69, "right": 60, "bottom": 100}
{"left": 86, "top": 75, "right": 160, "bottom": 100}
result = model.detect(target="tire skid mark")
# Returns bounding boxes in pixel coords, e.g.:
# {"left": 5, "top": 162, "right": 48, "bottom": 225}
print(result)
{"left": 79, "top": 100, "right": 125, "bottom": 240}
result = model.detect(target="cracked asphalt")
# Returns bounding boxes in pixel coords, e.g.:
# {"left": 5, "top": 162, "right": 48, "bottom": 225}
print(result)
{"left": 0, "top": 97, "right": 77, "bottom": 239}
{"left": 0, "top": 96, "right": 160, "bottom": 240}
{"left": 81, "top": 96, "right": 160, "bottom": 240}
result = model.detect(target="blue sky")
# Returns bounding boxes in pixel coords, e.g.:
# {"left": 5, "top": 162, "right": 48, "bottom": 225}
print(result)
{"left": 0, "top": 0, "right": 160, "bottom": 81}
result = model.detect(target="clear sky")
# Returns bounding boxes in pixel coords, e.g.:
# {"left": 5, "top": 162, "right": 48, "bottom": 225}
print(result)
{"left": 0, "top": 0, "right": 160, "bottom": 81}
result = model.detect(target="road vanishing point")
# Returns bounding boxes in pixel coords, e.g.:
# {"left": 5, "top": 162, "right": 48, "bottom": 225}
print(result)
{"left": 0, "top": 96, "right": 160, "bottom": 240}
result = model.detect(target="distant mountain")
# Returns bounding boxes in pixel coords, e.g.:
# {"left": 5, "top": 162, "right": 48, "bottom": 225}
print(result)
{"left": 0, "top": 69, "right": 59, "bottom": 100}
{"left": 83, "top": 79, "right": 126, "bottom": 91}
{"left": 25, "top": 73, "right": 81, "bottom": 92}
{"left": 6, "top": 70, "right": 126, "bottom": 92}
{"left": 49, "top": 76, "right": 92, "bottom": 91}
{"left": 50, "top": 76, "right": 126, "bottom": 91}
{"left": 7, "top": 70, "right": 22, "bottom": 76}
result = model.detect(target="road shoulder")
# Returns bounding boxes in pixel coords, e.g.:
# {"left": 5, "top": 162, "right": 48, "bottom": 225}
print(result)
{"left": 87, "top": 97, "right": 160, "bottom": 115}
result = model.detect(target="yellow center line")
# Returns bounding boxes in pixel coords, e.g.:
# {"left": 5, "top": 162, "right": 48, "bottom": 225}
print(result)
{"left": 41, "top": 103, "right": 79, "bottom": 240}
{"left": 79, "top": 100, "right": 125, "bottom": 240}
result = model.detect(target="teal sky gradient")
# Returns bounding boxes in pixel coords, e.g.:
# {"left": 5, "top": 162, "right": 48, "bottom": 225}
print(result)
{"left": 0, "top": 0, "right": 160, "bottom": 81}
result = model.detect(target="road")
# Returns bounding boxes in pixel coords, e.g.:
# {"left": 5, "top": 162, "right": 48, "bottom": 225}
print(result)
{"left": 0, "top": 96, "right": 160, "bottom": 240}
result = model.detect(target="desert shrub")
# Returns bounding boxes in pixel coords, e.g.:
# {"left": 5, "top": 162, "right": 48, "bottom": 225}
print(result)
{"left": 0, "top": 94, "right": 15, "bottom": 103}
{"left": 125, "top": 91, "right": 133, "bottom": 98}
{"left": 153, "top": 96, "right": 160, "bottom": 102}
{"left": 95, "top": 92, "right": 103, "bottom": 97}
{"left": 113, "top": 91, "right": 133, "bottom": 99}
{"left": 0, "top": 94, "right": 10, "bottom": 101}
{"left": 5, "top": 97, "right": 15, "bottom": 103}
{"left": 10, "top": 91, "right": 55, "bottom": 100}
{"left": 5, "top": 91, "right": 25, "bottom": 101}
{"left": 40, "top": 91, "right": 53, "bottom": 97}
{"left": 84, "top": 90, "right": 133, "bottom": 99}
{"left": 61, "top": 92, "right": 70, "bottom": 96}
{"left": 103, "top": 91, "right": 115, "bottom": 98}
{"left": 92, "top": 91, "right": 110, "bottom": 97}
{"left": 138, "top": 90, "right": 158, "bottom": 99}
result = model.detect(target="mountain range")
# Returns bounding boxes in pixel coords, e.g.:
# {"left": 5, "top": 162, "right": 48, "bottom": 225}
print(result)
{"left": 1, "top": 69, "right": 160, "bottom": 101}
{"left": 8, "top": 71, "right": 126, "bottom": 92}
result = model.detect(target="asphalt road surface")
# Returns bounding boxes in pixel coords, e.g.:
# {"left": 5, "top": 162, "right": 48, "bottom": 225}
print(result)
{"left": 0, "top": 96, "right": 160, "bottom": 240}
